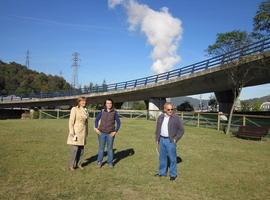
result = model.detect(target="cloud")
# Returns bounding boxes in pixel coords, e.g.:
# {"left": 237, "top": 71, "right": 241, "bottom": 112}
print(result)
{"left": 108, "top": 0, "right": 125, "bottom": 8}
{"left": 108, "top": 0, "right": 183, "bottom": 74}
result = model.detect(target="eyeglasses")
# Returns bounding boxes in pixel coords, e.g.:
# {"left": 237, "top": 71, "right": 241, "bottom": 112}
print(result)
{"left": 167, "top": 109, "right": 173, "bottom": 111}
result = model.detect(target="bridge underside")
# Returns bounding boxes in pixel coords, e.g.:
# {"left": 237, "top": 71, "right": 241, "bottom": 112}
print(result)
{"left": 1, "top": 52, "right": 270, "bottom": 111}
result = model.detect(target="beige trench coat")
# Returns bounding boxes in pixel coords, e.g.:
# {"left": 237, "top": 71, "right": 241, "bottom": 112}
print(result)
{"left": 67, "top": 106, "right": 88, "bottom": 146}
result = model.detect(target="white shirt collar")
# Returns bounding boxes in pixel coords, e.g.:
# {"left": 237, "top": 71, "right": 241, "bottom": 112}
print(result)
{"left": 164, "top": 113, "right": 170, "bottom": 118}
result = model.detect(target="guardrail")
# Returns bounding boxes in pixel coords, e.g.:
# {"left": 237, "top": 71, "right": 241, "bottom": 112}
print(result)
{"left": 1, "top": 37, "right": 270, "bottom": 101}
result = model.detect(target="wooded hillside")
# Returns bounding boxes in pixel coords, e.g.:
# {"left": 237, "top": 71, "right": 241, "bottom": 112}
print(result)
{"left": 0, "top": 60, "right": 71, "bottom": 96}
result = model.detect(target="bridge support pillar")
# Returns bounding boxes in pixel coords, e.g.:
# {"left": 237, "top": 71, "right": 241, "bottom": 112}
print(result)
{"left": 146, "top": 98, "right": 167, "bottom": 120}
{"left": 215, "top": 90, "right": 234, "bottom": 114}
{"left": 30, "top": 109, "right": 35, "bottom": 119}
{"left": 114, "top": 102, "right": 123, "bottom": 109}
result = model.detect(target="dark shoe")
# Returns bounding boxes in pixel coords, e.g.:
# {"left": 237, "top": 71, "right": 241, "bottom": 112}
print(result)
{"left": 170, "top": 176, "right": 177, "bottom": 181}
{"left": 154, "top": 173, "right": 166, "bottom": 177}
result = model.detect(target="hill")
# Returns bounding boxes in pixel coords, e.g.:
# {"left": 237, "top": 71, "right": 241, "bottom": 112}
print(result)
{"left": 0, "top": 60, "right": 71, "bottom": 96}
{"left": 171, "top": 96, "right": 209, "bottom": 110}
{"left": 171, "top": 94, "right": 270, "bottom": 111}
{"left": 243, "top": 95, "right": 270, "bottom": 103}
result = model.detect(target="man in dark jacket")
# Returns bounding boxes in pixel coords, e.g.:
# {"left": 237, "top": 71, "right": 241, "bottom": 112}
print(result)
{"left": 155, "top": 102, "right": 184, "bottom": 181}
{"left": 95, "top": 99, "right": 121, "bottom": 168}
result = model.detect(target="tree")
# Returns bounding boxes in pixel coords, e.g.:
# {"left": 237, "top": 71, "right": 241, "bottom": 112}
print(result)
{"left": 94, "top": 84, "right": 99, "bottom": 92}
{"left": 208, "top": 95, "right": 218, "bottom": 111}
{"left": 89, "top": 82, "right": 94, "bottom": 92}
{"left": 222, "top": 61, "right": 269, "bottom": 134}
{"left": 207, "top": 30, "right": 252, "bottom": 56}
{"left": 240, "top": 101, "right": 252, "bottom": 111}
{"left": 0, "top": 61, "right": 72, "bottom": 96}
{"left": 224, "top": 65, "right": 249, "bottom": 134}
{"left": 102, "top": 79, "right": 108, "bottom": 92}
{"left": 177, "top": 101, "right": 194, "bottom": 112}
{"left": 251, "top": 101, "right": 262, "bottom": 111}
{"left": 0, "top": 75, "right": 6, "bottom": 95}
{"left": 206, "top": 31, "right": 256, "bottom": 134}
{"left": 253, "top": 0, "right": 270, "bottom": 39}
{"left": 133, "top": 101, "right": 146, "bottom": 110}
{"left": 83, "top": 85, "right": 89, "bottom": 93}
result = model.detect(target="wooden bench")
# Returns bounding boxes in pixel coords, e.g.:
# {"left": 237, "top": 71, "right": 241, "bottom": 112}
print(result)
{"left": 234, "top": 126, "right": 269, "bottom": 140}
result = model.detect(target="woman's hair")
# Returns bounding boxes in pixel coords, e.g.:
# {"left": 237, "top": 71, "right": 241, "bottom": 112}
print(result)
{"left": 76, "top": 96, "right": 87, "bottom": 107}
{"left": 103, "top": 98, "right": 114, "bottom": 109}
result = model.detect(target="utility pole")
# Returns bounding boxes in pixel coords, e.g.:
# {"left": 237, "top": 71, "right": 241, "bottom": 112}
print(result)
{"left": 25, "top": 50, "right": 30, "bottom": 68}
{"left": 71, "top": 52, "right": 79, "bottom": 89}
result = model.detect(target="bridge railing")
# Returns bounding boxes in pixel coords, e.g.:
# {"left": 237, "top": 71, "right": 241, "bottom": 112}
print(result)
{"left": 1, "top": 37, "right": 270, "bottom": 101}
{"left": 73, "top": 37, "right": 270, "bottom": 93}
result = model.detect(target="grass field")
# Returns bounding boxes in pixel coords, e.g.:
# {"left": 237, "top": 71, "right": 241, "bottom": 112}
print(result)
{"left": 0, "top": 119, "right": 270, "bottom": 200}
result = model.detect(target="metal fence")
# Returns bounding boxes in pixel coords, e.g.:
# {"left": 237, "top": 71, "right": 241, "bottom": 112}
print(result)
{"left": 2, "top": 37, "right": 270, "bottom": 101}
{"left": 37, "top": 109, "right": 270, "bottom": 132}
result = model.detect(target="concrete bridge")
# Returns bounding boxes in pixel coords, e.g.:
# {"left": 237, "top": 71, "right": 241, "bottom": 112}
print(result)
{"left": 1, "top": 38, "right": 270, "bottom": 114}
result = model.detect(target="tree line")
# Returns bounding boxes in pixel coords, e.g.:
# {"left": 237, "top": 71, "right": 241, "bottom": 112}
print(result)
{"left": 0, "top": 61, "right": 71, "bottom": 96}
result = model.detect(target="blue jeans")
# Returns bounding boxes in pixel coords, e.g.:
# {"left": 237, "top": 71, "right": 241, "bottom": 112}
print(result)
{"left": 159, "top": 137, "right": 177, "bottom": 177}
{"left": 97, "top": 132, "right": 115, "bottom": 165}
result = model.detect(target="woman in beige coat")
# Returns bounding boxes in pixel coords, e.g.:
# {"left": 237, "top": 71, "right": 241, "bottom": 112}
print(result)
{"left": 67, "top": 97, "right": 89, "bottom": 170}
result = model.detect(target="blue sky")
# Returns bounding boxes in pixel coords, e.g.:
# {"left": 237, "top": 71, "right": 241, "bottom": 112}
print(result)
{"left": 0, "top": 0, "right": 269, "bottom": 100}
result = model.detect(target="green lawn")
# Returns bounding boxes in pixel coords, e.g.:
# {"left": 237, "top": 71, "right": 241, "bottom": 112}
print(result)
{"left": 0, "top": 119, "right": 270, "bottom": 200}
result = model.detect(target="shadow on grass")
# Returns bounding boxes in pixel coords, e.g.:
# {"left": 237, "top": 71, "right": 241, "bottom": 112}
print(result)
{"left": 114, "top": 148, "right": 135, "bottom": 165}
{"left": 177, "top": 156, "right": 182, "bottom": 164}
{"left": 162, "top": 156, "right": 182, "bottom": 173}
{"left": 82, "top": 148, "right": 135, "bottom": 167}
{"left": 166, "top": 156, "right": 182, "bottom": 166}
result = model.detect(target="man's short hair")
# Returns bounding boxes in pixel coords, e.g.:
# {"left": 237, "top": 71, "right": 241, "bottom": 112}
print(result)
{"left": 163, "top": 102, "right": 174, "bottom": 109}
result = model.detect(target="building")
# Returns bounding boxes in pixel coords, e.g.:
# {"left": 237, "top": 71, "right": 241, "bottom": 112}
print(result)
{"left": 260, "top": 102, "right": 270, "bottom": 111}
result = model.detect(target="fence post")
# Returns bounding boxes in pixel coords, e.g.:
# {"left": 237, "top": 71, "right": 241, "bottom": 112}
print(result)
{"left": 197, "top": 113, "right": 200, "bottom": 127}
{"left": 57, "top": 109, "right": 59, "bottom": 119}
{"left": 39, "top": 110, "right": 41, "bottom": 120}
{"left": 181, "top": 112, "right": 184, "bottom": 120}
{"left": 243, "top": 115, "right": 246, "bottom": 126}
{"left": 217, "top": 112, "right": 220, "bottom": 131}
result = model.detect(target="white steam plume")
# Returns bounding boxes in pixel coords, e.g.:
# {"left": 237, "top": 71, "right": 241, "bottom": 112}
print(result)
{"left": 108, "top": 0, "right": 183, "bottom": 74}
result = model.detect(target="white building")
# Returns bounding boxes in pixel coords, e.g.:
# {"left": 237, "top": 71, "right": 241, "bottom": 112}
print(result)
{"left": 260, "top": 102, "right": 270, "bottom": 111}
